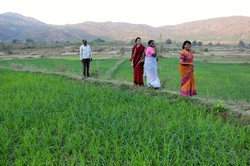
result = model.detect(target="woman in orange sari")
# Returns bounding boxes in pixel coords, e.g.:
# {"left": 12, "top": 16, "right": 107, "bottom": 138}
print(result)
{"left": 179, "top": 40, "right": 197, "bottom": 96}
{"left": 130, "top": 37, "right": 145, "bottom": 86}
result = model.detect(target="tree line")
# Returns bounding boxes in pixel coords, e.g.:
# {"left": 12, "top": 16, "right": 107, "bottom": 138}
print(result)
{"left": 0, "top": 38, "right": 249, "bottom": 51}
{"left": 165, "top": 39, "right": 248, "bottom": 47}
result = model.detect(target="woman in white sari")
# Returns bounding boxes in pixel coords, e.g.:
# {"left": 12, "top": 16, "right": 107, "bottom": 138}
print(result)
{"left": 144, "top": 40, "right": 161, "bottom": 89}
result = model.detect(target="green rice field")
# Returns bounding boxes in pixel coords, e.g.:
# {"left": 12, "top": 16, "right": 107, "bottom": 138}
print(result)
{"left": 0, "top": 70, "right": 250, "bottom": 165}
{"left": 0, "top": 70, "right": 249, "bottom": 165}
{"left": 0, "top": 57, "right": 249, "bottom": 102}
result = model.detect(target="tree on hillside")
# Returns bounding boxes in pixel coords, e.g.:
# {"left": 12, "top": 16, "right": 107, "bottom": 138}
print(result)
{"left": 238, "top": 40, "right": 245, "bottom": 47}
{"left": 192, "top": 41, "right": 197, "bottom": 46}
{"left": 197, "top": 41, "right": 203, "bottom": 46}
{"left": 12, "top": 39, "right": 19, "bottom": 44}
{"left": 95, "top": 38, "right": 105, "bottom": 43}
{"left": 208, "top": 42, "right": 213, "bottom": 46}
{"left": 0, "top": 42, "right": 5, "bottom": 50}
{"left": 26, "top": 39, "right": 34, "bottom": 44}
{"left": 165, "top": 39, "right": 172, "bottom": 45}
{"left": 25, "top": 39, "right": 35, "bottom": 48}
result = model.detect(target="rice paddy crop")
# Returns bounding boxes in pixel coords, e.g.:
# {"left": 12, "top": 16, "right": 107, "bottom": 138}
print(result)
{"left": 0, "top": 70, "right": 249, "bottom": 165}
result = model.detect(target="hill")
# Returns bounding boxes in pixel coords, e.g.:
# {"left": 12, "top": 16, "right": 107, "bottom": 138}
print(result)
{"left": 159, "top": 16, "right": 250, "bottom": 44}
{"left": 0, "top": 12, "right": 49, "bottom": 41}
{"left": 0, "top": 12, "right": 250, "bottom": 44}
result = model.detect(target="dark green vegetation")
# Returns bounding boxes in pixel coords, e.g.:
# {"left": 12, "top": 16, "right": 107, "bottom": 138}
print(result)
{"left": 0, "top": 57, "right": 249, "bottom": 102}
{"left": 0, "top": 70, "right": 249, "bottom": 165}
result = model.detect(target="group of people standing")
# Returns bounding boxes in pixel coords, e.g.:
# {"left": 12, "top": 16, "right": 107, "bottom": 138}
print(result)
{"left": 130, "top": 37, "right": 161, "bottom": 89}
{"left": 79, "top": 37, "right": 197, "bottom": 96}
{"left": 130, "top": 37, "right": 197, "bottom": 96}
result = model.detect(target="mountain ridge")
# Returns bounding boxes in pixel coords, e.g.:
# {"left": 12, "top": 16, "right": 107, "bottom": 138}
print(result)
{"left": 0, "top": 12, "right": 250, "bottom": 44}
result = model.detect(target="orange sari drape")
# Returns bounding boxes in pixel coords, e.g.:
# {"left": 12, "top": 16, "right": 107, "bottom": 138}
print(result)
{"left": 179, "top": 49, "right": 197, "bottom": 96}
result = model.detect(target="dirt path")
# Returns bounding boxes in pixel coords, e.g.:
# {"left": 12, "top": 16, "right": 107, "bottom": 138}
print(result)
{"left": 103, "top": 59, "right": 127, "bottom": 79}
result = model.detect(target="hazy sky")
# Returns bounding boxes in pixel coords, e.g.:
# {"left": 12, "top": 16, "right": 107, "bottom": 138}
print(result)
{"left": 0, "top": 0, "right": 249, "bottom": 27}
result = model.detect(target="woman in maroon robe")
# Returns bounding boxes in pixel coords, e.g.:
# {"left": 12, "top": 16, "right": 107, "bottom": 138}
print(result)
{"left": 130, "top": 37, "right": 145, "bottom": 86}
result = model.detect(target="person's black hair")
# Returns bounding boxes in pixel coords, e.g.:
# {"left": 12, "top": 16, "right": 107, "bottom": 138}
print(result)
{"left": 135, "top": 37, "right": 141, "bottom": 43}
{"left": 182, "top": 40, "right": 191, "bottom": 49}
{"left": 148, "top": 40, "right": 154, "bottom": 46}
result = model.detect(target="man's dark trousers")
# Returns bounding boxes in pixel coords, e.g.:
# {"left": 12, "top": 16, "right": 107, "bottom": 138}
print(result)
{"left": 82, "top": 58, "right": 90, "bottom": 77}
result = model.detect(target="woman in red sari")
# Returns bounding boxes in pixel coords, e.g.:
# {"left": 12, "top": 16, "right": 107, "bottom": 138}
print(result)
{"left": 130, "top": 37, "right": 145, "bottom": 86}
{"left": 179, "top": 40, "right": 197, "bottom": 96}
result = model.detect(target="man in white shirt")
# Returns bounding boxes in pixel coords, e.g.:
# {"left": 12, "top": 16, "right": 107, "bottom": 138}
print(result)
{"left": 80, "top": 39, "right": 92, "bottom": 79}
